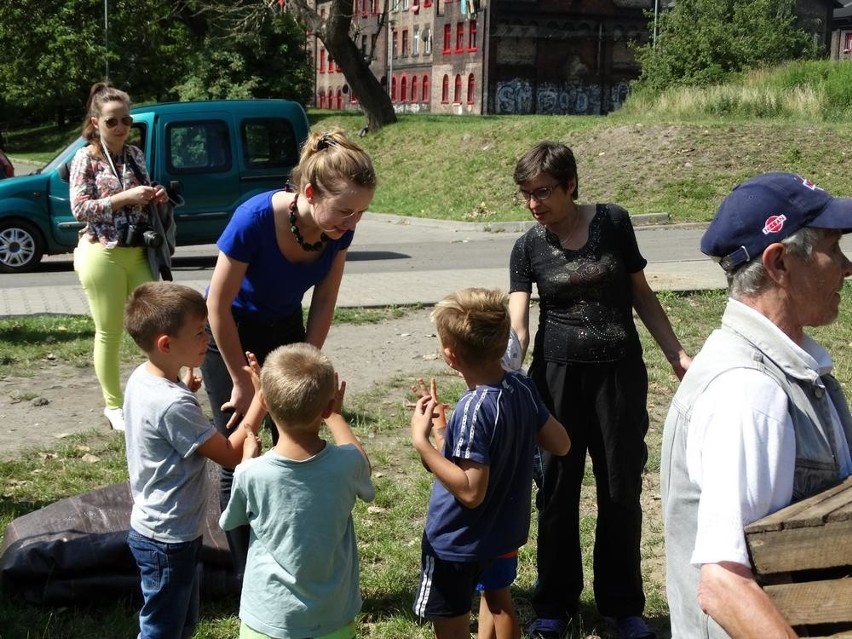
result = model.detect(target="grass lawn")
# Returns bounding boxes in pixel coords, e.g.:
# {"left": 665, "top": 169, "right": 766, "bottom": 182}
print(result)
{"left": 3, "top": 286, "right": 852, "bottom": 637}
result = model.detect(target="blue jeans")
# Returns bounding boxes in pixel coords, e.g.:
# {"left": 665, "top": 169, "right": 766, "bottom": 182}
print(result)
{"left": 128, "top": 529, "right": 202, "bottom": 639}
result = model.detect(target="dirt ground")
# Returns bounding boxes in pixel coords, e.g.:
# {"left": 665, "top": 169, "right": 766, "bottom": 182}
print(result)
{"left": 0, "top": 307, "right": 453, "bottom": 461}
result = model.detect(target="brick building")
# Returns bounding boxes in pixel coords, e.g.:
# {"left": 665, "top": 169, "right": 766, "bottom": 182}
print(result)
{"left": 313, "top": 0, "right": 837, "bottom": 116}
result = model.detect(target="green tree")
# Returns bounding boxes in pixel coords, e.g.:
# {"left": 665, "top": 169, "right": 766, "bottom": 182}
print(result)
{"left": 635, "top": 0, "right": 819, "bottom": 92}
{"left": 173, "top": 8, "right": 313, "bottom": 103}
{"left": 0, "top": 0, "right": 193, "bottom": 126}
{"left": 185, "top": 0, "right": 398, "bottom": 131}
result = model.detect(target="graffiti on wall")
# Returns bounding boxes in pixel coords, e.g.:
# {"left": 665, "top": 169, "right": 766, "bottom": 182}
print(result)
{"left": 493, "top": 79, "right": 631, "bottom": 115}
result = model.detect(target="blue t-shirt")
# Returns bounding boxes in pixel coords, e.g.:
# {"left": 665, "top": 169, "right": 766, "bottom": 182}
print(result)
{"left": 215, "top": 191, "right": 354, "bottom": 322}
{"left": 424, "top": 371, "right": 551, "bottom": 561}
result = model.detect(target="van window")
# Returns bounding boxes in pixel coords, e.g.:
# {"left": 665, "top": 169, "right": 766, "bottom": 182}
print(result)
{"left": 167, "top": 120, "right": 231, "bottom": 174}
{"left": 241, "top": 118, "right": 299, "bottom": 169}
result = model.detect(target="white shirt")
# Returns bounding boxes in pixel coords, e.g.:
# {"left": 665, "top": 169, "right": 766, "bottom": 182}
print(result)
{"left": 687, "top": 301, "right": 852, "bottom": 567}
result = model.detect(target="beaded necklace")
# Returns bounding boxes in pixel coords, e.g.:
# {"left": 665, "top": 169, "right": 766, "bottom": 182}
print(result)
{"left": 288, "top": 194, "right": 327, "bottom": 252}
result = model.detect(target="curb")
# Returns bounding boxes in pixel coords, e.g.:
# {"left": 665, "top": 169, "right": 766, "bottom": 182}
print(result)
{"left": 363, "top": 210, "right": 674, "bottom": 233}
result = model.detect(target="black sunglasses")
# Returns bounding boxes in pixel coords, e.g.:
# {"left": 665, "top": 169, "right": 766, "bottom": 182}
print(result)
{"left": 103, "top": 116, "right": 133, "bottom": 129}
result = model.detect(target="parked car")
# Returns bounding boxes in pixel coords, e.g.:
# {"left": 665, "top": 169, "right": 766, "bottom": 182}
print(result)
{"left": 0, "top": 99, "right": 309, "bottom": 273}
{"left": 0, "top": 146, "right": 13, "bottom": 180}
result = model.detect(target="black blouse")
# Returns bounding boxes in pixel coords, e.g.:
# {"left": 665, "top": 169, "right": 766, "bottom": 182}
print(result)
{"left": 509, "top": 203, "right": 647, "bottom": 364}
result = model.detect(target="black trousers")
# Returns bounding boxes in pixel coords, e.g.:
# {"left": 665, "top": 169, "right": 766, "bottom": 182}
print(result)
{"left": 200, "top": 308, "right": 305, "bottom": 580}
{"left": 530, "top": 354, "right": 649, "bottom": 620}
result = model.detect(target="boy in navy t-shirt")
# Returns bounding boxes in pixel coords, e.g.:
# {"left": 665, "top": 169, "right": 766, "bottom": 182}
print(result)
{"left": 410, "top": 288, "right": 571, "bottom": 638}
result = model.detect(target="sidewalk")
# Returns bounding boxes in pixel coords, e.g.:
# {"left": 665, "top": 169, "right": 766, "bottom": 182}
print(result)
{"left": 0, "top": 212, "right": 728, "bottom": 317}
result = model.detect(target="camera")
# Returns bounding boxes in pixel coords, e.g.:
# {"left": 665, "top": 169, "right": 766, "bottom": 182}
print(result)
{"left": 125, "top": 223, "right": 163, "bottom": 249}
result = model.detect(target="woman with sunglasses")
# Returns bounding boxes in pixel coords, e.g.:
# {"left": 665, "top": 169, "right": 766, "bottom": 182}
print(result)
{"left": 201, "top": 127, "right": 376, "bottom": 580}
{"left": 508, "top": 141, "right": 690, "bottom": 639}
{"left": 69, "top": 82, "right": 167, "bottom": 432}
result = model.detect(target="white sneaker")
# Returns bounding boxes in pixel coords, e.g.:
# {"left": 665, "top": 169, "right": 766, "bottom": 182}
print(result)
{"left": 104, "top": 407, "right": 125, "bottom": 432}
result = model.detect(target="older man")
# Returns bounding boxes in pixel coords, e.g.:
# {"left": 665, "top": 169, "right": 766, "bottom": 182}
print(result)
{"left": 661, "top": 172, "right": 852, "bottom": 638}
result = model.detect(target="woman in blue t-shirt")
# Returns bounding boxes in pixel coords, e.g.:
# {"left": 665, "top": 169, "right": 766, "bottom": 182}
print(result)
{"left": 201, "top": 127, "right": 376, "bottom": 579}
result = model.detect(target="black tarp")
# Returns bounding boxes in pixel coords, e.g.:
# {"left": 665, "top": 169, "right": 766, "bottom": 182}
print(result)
{"left": 0, "top": 464, "right": 238, "bottom": 605}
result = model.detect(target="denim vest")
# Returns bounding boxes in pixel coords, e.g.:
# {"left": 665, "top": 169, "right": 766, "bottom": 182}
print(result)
{"left": 660, "top": 300, "right": 852, "bottom": 639}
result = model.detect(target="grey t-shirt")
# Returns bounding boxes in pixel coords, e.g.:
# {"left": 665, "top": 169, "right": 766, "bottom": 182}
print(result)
{"left": 124, "top": 364, "right": 217, "bottom": 542}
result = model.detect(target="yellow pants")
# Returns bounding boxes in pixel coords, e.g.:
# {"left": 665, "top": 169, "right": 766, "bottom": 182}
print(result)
{"left": 73, "top": 237, "right": 152, "bottom": 409}
{"left": 239, "top": 619, "right": 357, "bottom": 639}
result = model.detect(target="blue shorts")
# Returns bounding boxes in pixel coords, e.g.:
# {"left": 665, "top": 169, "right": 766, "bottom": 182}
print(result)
{"left": 476, "top": 551, "right": 518, "bottom": 591}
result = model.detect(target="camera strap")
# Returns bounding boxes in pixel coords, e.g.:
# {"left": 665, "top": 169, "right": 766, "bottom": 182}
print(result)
{"left": 124, "top": 150, "right": 151, "bottom": 187}
{"left": 99, "top": 139, "right": 126, "bottom": 190}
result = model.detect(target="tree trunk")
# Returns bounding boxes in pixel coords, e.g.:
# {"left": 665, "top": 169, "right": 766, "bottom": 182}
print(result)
{"left": 322, "top": 0, "right": 397, "bottom": 132}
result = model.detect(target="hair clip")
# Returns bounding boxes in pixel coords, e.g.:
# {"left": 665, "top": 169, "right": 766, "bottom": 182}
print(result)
{"left": 317, "top": 133, "right": 338, "bottom": 151}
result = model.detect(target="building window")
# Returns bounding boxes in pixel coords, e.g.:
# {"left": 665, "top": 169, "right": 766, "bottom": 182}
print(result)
{"left": 411, "top": 76, "right": 418, "bottom": 101}
{"left": 336, "top": 88, "right": 344, "bottom": 109}
{"left": 361, "top": 0, "right": 368, "bottom": 16}
{"left": 413, "top": 26, "right": 420, "bottom": 55}
{"left": 392, "top": 29, "right": 398, "bottom": 57}
{"left": 403, "top": 0, "right": 410, "bottom": 9}
{"left": 328, "top": 57, "right": 334, "bottom": 72}
{"left": 327, "top": 88, "right": 333, "bottom": 109}
{"left": 467, "top": 73, "right": 475, "bottom": 103}
{"left": 443, "top": 24, "right": 451, "bottom": 53}
{"left": 371, "top": 0, "right": 378, "bottom": 13}
{"left": 392, "top": 0, "right": 400, "bottom": 11}
{"left": 468, "top": 21, "right": 477, "bottom": 50}
{"left": 317, "top": 92, "right": 324, "bottom": 108}
{"left": 441, "top": 75, "right": 449, "bottom": 103}
{"left": 424, "top": 29, "right": 432, "bottom": 54}
{"left": 423, "top": 0, "right": 432, "bottom": 6}
{"left": 454, "top": 74, "right": 462, "bottom": 103}
{"left": 392, "top": 76, "right": 398, "bottom": 101}
{"left": 319, "top": 49, "right": 326, "bottom": 73}
{"left": 422, "top": 75, "right": 430, "bottom": 102}
{"left": 401, "top": 76, "right": 408, "bottom": 102}
{"left": 845, "top": 31, "right": 852, "bottom": 53}
{"left": 402, "top": 30, "right": 409, "bottom": 56}
{"left": 456, "top": 22, "right": 464, "bottom": 51}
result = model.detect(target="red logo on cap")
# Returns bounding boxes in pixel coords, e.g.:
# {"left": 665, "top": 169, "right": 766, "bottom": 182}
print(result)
{"left": 762, "top": 215, "right": 786, "bottom": 235}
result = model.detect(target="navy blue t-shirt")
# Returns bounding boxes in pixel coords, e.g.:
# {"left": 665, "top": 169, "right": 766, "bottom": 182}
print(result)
{"left": 424, "top": 371, "right": 551, "bottom": 561}
{"left": 214, "top": 191, "right": 354, "bottom": 322}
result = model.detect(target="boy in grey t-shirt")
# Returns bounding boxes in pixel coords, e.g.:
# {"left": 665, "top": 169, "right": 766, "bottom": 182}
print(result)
{"left": 123, "top": 282, "right": 262, "bottom": 639}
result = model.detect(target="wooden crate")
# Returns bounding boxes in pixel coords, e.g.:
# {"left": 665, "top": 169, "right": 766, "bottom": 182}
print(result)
{"left": 745, "top": 476, "right": 852, "bottom": 638}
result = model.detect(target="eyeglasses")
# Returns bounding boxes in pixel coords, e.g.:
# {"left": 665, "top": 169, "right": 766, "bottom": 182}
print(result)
{"left": 103, "top": 116, "right": 133, "bottom": 129}
{"left": 515, "top": 184, "right": 561, "bottom": 203}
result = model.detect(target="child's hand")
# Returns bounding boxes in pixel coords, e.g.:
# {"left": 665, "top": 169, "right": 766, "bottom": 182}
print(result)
{"left": 242, "top": 422, "right": 261, "bottom": 461}
{"left": 409, "top": 378, "right": 448, "bottom": 427}
{"left": 243, "top": 351, "right": 262, "bottom": 394}
{"left": 329, "top": 373, "right": 347, "bottom": 416}
{"left": 410, "top": 395, "right": 437, "bottom": 444}
{"left": 183, "top": 367, "right": 202, "bottom": 393}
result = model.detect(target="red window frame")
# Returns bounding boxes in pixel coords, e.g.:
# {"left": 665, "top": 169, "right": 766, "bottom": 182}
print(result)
{"left": 402, "top": 30, "right": 409, "bottom": 57}
{"left": 391, "top": 75, "right": 398, "bottom": 101}
{"left": 467, "top": 73, "right": 475, "bottom": 103}
{"left": 319, "top": 49, "right": 326, "bottom": 73}
{"left": 441, "top": 75, "right": 449, "bottom": 103}
{"left": 455, "top": 22, "right": 464, "bottom": 52}
{"left": 422, "top": 75, "right": 430, "bottom": 102}
{"left": 453, "top": 74, "right": 462, "bottom": 103}
{"left": 411, "top": 76, "right": 418, "bottom": 102}
{"left": 468, "top": 21, "right": 477, "bottom": 51}
{"left": 443, "top": 24, "right": 451, "bottom": 53}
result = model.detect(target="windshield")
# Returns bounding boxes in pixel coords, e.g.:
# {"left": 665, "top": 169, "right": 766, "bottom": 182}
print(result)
{"left": 39, "top": 137, "right": 85, "bottom": 174}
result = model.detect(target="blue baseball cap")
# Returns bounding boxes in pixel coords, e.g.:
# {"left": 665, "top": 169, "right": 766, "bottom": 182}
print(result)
{"left": 701, "top": 172, "right": 852, "bottom": 272}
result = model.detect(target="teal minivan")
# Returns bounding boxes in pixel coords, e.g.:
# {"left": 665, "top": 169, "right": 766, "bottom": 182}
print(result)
{"left": 0, "top": 99, "right": 310, "bottom": 273}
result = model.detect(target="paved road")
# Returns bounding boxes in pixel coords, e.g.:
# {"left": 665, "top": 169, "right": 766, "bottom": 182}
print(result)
{"left": 0, "top": 212, "right": 730, "bottom": 316}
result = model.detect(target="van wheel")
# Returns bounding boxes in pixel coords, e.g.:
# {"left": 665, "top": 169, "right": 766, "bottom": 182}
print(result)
{"left": 0, "top": 220, "right": 45, "bottom": 273}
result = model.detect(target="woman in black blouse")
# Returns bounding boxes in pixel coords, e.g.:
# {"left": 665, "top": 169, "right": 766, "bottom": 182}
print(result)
{"left": 508, "top": 142, "right": 690, "bottom": 639}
